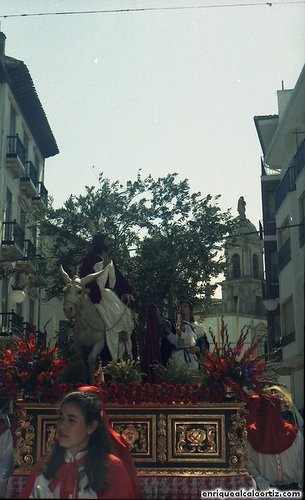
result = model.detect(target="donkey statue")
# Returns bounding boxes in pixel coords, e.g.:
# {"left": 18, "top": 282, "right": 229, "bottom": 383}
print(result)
{"left": 60, "top": 265, "right": 134, "bottom": 383}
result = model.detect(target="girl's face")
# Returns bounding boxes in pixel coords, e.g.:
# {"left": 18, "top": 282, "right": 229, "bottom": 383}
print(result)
{"left": 57, "top": 403, "right": 97, "bottom": 456}
{"left": 179, "top": 302, "right": 190, "bottom": 317}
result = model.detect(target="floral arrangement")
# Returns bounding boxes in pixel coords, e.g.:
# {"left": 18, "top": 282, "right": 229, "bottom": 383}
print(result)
{"left": 0, "top": 332, "right": 74, "bottom": 402}
{"left": 0, "top": 317, "right": 273, "bottom": 405}
{"left": 201, "top": 317, "right": 273, "bottom": 399}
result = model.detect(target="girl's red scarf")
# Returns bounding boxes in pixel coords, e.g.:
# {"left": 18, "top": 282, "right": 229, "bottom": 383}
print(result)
{"left": 48, "top": 454, "right": 86, "bottom": 499}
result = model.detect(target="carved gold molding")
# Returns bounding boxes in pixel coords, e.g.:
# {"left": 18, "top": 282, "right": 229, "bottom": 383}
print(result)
{"left": 15, "top": 406, "right": 35, "bottom": 467}
{"left": 157, "top": 413, "right": 167, "bottom": 463}
{"left": 228, "top": 408, "right": 247, "bottom": 469}
{"left": 168, "top": 414, "right": 226, "bottom": 463}
{"left": 137, "top": 467, "right": 249, "bottom": 477}
{"left": 13, "top": 401, "right": 248, "bottom": 474}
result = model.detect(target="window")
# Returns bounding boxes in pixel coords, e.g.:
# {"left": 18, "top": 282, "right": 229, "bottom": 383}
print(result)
{"left": 34, "top": 154, "right": 40, "bottom": 176}
{"left": 267, "top": 191, "right": 276, "bottom": 219}
{"left": 29, "top": 299, "right": 35, "bottom": 325}
{"left": 278, "top": 219, "right": 291, "bottom": 271}
{"left": 9, "top": 104, "right": 16, "bottom": 135}
{"left": 281, "top": 297, "right": 295, "bottom": 346}
{"left": 253, "top": 254, "right": 259, "bottom": 279}
{"left": 23, "top": 131, "right": 29, "bottom": 160}
{"left": 16, "top": 302, "right": 23, "bottom": 319}
{"left": 232, "top": 253, "right": 241, "bottom": 279}
{"left": 278, "top": 219, "right": 290, "bottom": 247}
{"left": 20, "top": 210, "right": 26, "bottom": 233}
{"left": 270, "top": 252, "right": 279, "bottom": 282}
{"left": 1, "top": 277, "right": 9, "bottom": 313}
{"left": 4, "top": 189, "right": 13, "bottom": 221}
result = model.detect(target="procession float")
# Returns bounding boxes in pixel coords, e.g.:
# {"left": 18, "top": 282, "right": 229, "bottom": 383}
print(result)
{"left": 0, "top": 264, "right": 273, "bottom": 499}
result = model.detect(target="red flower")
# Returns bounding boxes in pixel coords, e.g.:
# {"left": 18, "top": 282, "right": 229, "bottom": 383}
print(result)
{"left": 1, "top": 349, "right": 14, "bottom": 366}
{"left": 36, "top": 372, "right": 48, "bottom": 384}
{"left": 109, "top": 383, "right": 117, "bottom": 394}
{"left": 199, "top": 316, "right": 272, "bottom": 401}
{"left": 28, "top": 334, "right": 36, "bottom": 352}
{"left": 0, "top": 332, "right": 69, "bottom": 402}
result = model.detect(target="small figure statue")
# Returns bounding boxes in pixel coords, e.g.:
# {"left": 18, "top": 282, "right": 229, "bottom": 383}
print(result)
{"left": 166, "top": 302, "right": 206, "bottom": 370}
{"left": 237, "top": 196, "right": 246, "bottom": 219}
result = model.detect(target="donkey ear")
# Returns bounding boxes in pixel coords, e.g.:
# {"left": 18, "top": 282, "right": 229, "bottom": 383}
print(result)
{"left": 80, "top": 267, "right": 105, "bottom": 286}
{"left": 60, "top": 265, "right": 71, "bottom": 284}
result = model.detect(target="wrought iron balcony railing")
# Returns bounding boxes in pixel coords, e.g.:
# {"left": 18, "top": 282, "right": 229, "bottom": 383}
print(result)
{"left": 32, "top": 182, "right": 48, "bottom": 208}
{"left": 7, "top": 135, "right": 26, "bottom": 167}
{"left": 275, "top": 164, "right": 296, "bottom": 210}
{"left": 1, "top": 220, "right": 25, "bottom": 253}
{"left": 0, "top": 311, "right": 23, "bottom": 337}
{"left": 22, "top": 160, "right": 38, "bottom": 186}
{"left": 275, "top": 139, "right": 305, "bottom": 210}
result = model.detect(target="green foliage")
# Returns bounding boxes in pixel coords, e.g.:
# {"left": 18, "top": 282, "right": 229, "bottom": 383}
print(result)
{"left": 104, "top": 359, "right": 143, "bottom": 383}
{"left": 152, "top": 359, "right": 204, "bottom": 384}
{"left": 43, "top": 171, "right": 236, "bottom": 320}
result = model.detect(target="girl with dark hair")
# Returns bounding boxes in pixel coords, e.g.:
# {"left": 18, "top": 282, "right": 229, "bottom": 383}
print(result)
{"left": 20, "top": 388, "right": 141, "bottom": 499}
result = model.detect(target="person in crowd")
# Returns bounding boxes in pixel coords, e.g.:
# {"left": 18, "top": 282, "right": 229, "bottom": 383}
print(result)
{"left": 266, "top": 385, "right": 303, "bottom": 434}
{"left": 160, "top": 318, "right": 177, "bottom": 367}
{"left": 0, "top": 405, "right": 14, "bottom": 498}
{"left": 143, "top": 303, "right": 180, "bottom": 378}
{"left": 20, "top": 387, "right": 141, "bottom": 499}
{"left": 143, "top": 303, "right": 162, "bottom": 383}
{"left": 246, "top": 393, "right": 303, "bottom": 491}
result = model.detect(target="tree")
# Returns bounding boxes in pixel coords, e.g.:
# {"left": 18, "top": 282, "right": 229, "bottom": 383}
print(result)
{"left": 43, "top": 172, "right": 236, "bottom": 325}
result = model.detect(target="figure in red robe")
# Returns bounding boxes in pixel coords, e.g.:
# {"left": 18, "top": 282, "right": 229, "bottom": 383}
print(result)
{"left": 79, "top": 233, "right": 137, "bottom": 365}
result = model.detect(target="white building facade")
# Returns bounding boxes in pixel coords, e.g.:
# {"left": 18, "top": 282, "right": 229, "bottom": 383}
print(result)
{"left": 254, "top": 65, "right": 305, "bottom": 411}
{"left": 0, "top": 32, "right": 58, "bottom": 344}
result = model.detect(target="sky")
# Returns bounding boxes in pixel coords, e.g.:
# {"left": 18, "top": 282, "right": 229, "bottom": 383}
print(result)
{"left": 0, "top": 0, "right": 304, "bottom": 228}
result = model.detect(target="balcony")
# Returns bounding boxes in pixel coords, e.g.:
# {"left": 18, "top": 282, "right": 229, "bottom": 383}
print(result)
{"left": 6, "top": 135, "right": 26, "bottom": 178}
{"left": 1, "top": 221, "right": 25, "bottom": 260}
{"left": 16, "top": 239, "right": 36, "bottom": 273}
{"left": 275, "top": 140, "right": 305, "bottom": 211}
{"left": 32, "top": 182, "right": 48, "bottom": 209}
{"left": 278, "top": 238, "right": 291, "bottom": 272}
{"left": 275, "top": 164, "right": 296, "bottom": 210}
{"left": 0, "top": 311, "right": 23, "bottom": 337}
{"left": 20, "top": 161, "right": 38, "bottom": 198}
{"left": 28, "top": 256, "right": 47, "bottom": 287}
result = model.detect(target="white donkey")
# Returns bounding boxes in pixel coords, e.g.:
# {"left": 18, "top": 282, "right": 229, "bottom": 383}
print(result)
{"left": 60, "top": 265, "right": 134, "bottom": 383}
